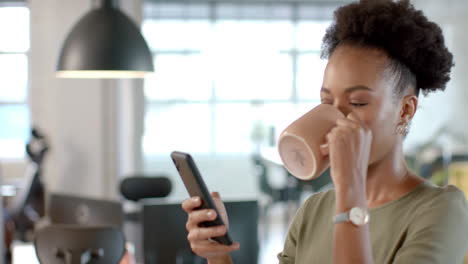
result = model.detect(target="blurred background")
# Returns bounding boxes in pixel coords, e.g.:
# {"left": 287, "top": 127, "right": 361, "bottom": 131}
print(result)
{"left": 0, "top": 0, "right": 467, "bottom": 263}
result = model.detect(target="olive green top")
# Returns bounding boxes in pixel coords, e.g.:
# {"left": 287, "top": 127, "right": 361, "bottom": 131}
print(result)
{"left": 278, "top": 182, "right": 468, "bottom": 263}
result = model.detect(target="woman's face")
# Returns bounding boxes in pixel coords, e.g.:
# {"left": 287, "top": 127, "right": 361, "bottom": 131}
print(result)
{"left": 321, "top": 44, "right": 408, "bottom": 164}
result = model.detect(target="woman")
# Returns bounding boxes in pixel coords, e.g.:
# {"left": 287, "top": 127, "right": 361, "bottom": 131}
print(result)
{"left": 182, "top": 0, "right": 468, "bottom": 263}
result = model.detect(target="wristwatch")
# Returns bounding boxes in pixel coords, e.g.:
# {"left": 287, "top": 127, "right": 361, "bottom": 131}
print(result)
{"left": 333, "top": 207, "right": 369, "bottom": 226}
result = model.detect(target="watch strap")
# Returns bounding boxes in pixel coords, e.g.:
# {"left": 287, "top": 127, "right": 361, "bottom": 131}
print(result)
{"left": 333, "top": 211, "right": 349, "bottom": 224}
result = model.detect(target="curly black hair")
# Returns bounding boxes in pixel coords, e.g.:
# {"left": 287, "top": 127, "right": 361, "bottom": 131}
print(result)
{"left": 321, "top": 0, "right": 454, "bottom": 96}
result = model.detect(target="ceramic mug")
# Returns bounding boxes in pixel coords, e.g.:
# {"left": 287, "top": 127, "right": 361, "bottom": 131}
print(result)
{"left": 278, "top": 104, "right": 344, "bottom": 180}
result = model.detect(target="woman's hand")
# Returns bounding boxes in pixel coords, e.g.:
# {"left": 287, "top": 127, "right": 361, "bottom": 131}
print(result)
{"left": 181, "top": 192, "right": 240, "bottom": 263}
{"left": 324, "top": 112, "right": 372, "bottom": 210}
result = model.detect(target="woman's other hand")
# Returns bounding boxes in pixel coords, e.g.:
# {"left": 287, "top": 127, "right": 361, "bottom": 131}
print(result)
{"left": 181, "top": 192, "right": 240, "bottom": 263}
{"left": 326, "top": 112, "right": 372, "bottom": 209}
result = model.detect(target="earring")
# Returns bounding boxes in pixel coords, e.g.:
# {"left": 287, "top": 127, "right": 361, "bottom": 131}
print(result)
{"left": 395, "top": 122, "right": 410, "bottom": 136}
{"left": 395, "top": 125, "right": 402, "bottom": 135}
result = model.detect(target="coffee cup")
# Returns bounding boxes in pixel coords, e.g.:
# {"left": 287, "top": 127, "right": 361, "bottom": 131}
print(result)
{"left": 278, "top": 104, "right": 344, "bottom": 180}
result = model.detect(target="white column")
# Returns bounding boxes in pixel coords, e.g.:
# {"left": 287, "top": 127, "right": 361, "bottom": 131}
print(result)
{"left": 29, "top": 0, "right": 144, "bottom": 199}
{"left": 117, "top": 0, "right": 146, "bottom": 178}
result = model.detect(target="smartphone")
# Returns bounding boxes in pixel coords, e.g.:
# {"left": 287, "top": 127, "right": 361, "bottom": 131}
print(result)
{"left": 170, "top": 151, "right": 233, "bottom": 245}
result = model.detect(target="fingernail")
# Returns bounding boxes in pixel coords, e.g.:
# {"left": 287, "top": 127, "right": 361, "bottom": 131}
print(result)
{"left": 192, "top": 197, "right": 200, "bottom": 202}
{"left": 207, "top": 211, "right": 215, "bottom": 217}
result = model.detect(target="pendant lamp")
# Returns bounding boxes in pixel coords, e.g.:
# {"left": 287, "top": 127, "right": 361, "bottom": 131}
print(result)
{"left": 56, "top": 0, "right": 154, "bottom": 78}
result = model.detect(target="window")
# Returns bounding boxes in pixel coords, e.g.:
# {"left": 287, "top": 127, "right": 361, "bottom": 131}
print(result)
{"left": 0, "top": 4, "right": 30, "bottom": 159}
{"left": 142, "top": 2, "right": 334, "bottom": 156}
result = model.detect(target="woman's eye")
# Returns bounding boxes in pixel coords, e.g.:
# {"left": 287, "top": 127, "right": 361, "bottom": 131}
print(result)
{"left": 321, "top": 99, "right": 333, "bottom": 105}
{"left": 350, "top": 102, "right": 368, "bottom": 107}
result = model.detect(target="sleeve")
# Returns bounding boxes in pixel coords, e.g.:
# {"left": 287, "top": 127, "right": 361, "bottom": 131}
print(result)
{"left": 393, "top": 187, "right": 468, "bottom": 264}
{"left": 277, "top": 203, "right": 305, "bottom": 264}
{"left": 277, "top": 193, "right": 318, "bottom": 264}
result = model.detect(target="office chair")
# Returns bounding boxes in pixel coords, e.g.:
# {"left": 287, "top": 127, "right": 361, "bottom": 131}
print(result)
{"left": 119, "top": 175, "right": 173, "bottom": 263}
{"left": 47, "top": 192, "right": 124, "bottom": 228}
{"left": 34, "top": 225, "right": 125, "bottom": 264}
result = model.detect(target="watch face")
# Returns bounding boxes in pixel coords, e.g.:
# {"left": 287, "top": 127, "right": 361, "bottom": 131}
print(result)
{"left": 349, "top": 207, "right": 369, "bottom": 226}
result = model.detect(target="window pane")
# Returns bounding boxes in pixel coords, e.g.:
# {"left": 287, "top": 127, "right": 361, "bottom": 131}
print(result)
{"left": 214, "top": 103, "right": 318, "bottom": 153}
{"left": 143, "top": 104, "right": 212, "bottom": 154}
{"left": 297, "top": 53, "right": 327, "bottom": 100}
{"left": 142, "top": 20, "right": 212, "bottom": 50}
{"left": 144, "top": 3, "right": 211, "bottom": 20}
{"left": 298, "top": 6, "right": 336, "bottom": 20}
{"left": 296, "top": 21, "right": 331, "bottom": 50}
{"left": 262, "top": 102, "right": 319, "bottom": 132}
{"left": 0, "top": 54, "right": 28, "bottom": 102}
{"left": 214, "top": 21, "right": 293, "bottom": 52}
{"left": 214, "top": 104, "right": 255, "bottom": 153}
{"left": 144, "top": 54, "right": 212, "bottom": 101}
{"left": 0, "top": 7, "right": 30, "bottom": 52}
{"left": 254, "top": 103, "right": 319, "bottom": 146}
{"left": 216, "top": 4, "right": 293, "bottom": 21}
{"left": 0, "top": 105, "right": 29, "bottom": 158}
{"left": 214, "top": 53, "right": 292, "bottom": 101}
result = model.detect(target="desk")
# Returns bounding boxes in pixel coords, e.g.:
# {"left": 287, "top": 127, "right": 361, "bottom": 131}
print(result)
{"left": 11, "top": 242, "right": 39, "bottom": 264}
{"left": 11, "top": 241, "right": 136, "bottom": 264}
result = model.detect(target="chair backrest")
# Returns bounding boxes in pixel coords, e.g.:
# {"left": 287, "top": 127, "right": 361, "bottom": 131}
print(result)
{"left": 119, "top": 176, "right": 172, "bottom": 201}
{"left": 34, "top": 225, "right": 125, "bottom": 264}
{"left": 47, "top": 193, "right": 123, "bottom": 228}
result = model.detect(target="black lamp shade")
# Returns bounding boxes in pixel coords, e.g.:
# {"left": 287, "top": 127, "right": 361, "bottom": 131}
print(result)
{"left": 56, "top": 1, "right": 154, "bottom": 78}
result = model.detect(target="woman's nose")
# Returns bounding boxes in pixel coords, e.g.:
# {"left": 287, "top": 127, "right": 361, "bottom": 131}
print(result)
{"left": 333, "top": 102, "right": 350, "bottom": 116}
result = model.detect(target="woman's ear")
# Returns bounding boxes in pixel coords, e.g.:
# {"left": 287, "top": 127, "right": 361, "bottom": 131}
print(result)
{"left": 400, "top": 95, "right": 418, "bottom": 122}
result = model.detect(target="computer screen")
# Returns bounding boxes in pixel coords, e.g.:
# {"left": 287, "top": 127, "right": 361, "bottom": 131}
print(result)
{"left": 142, "top": 200, "right": 259, "bottom": 264}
